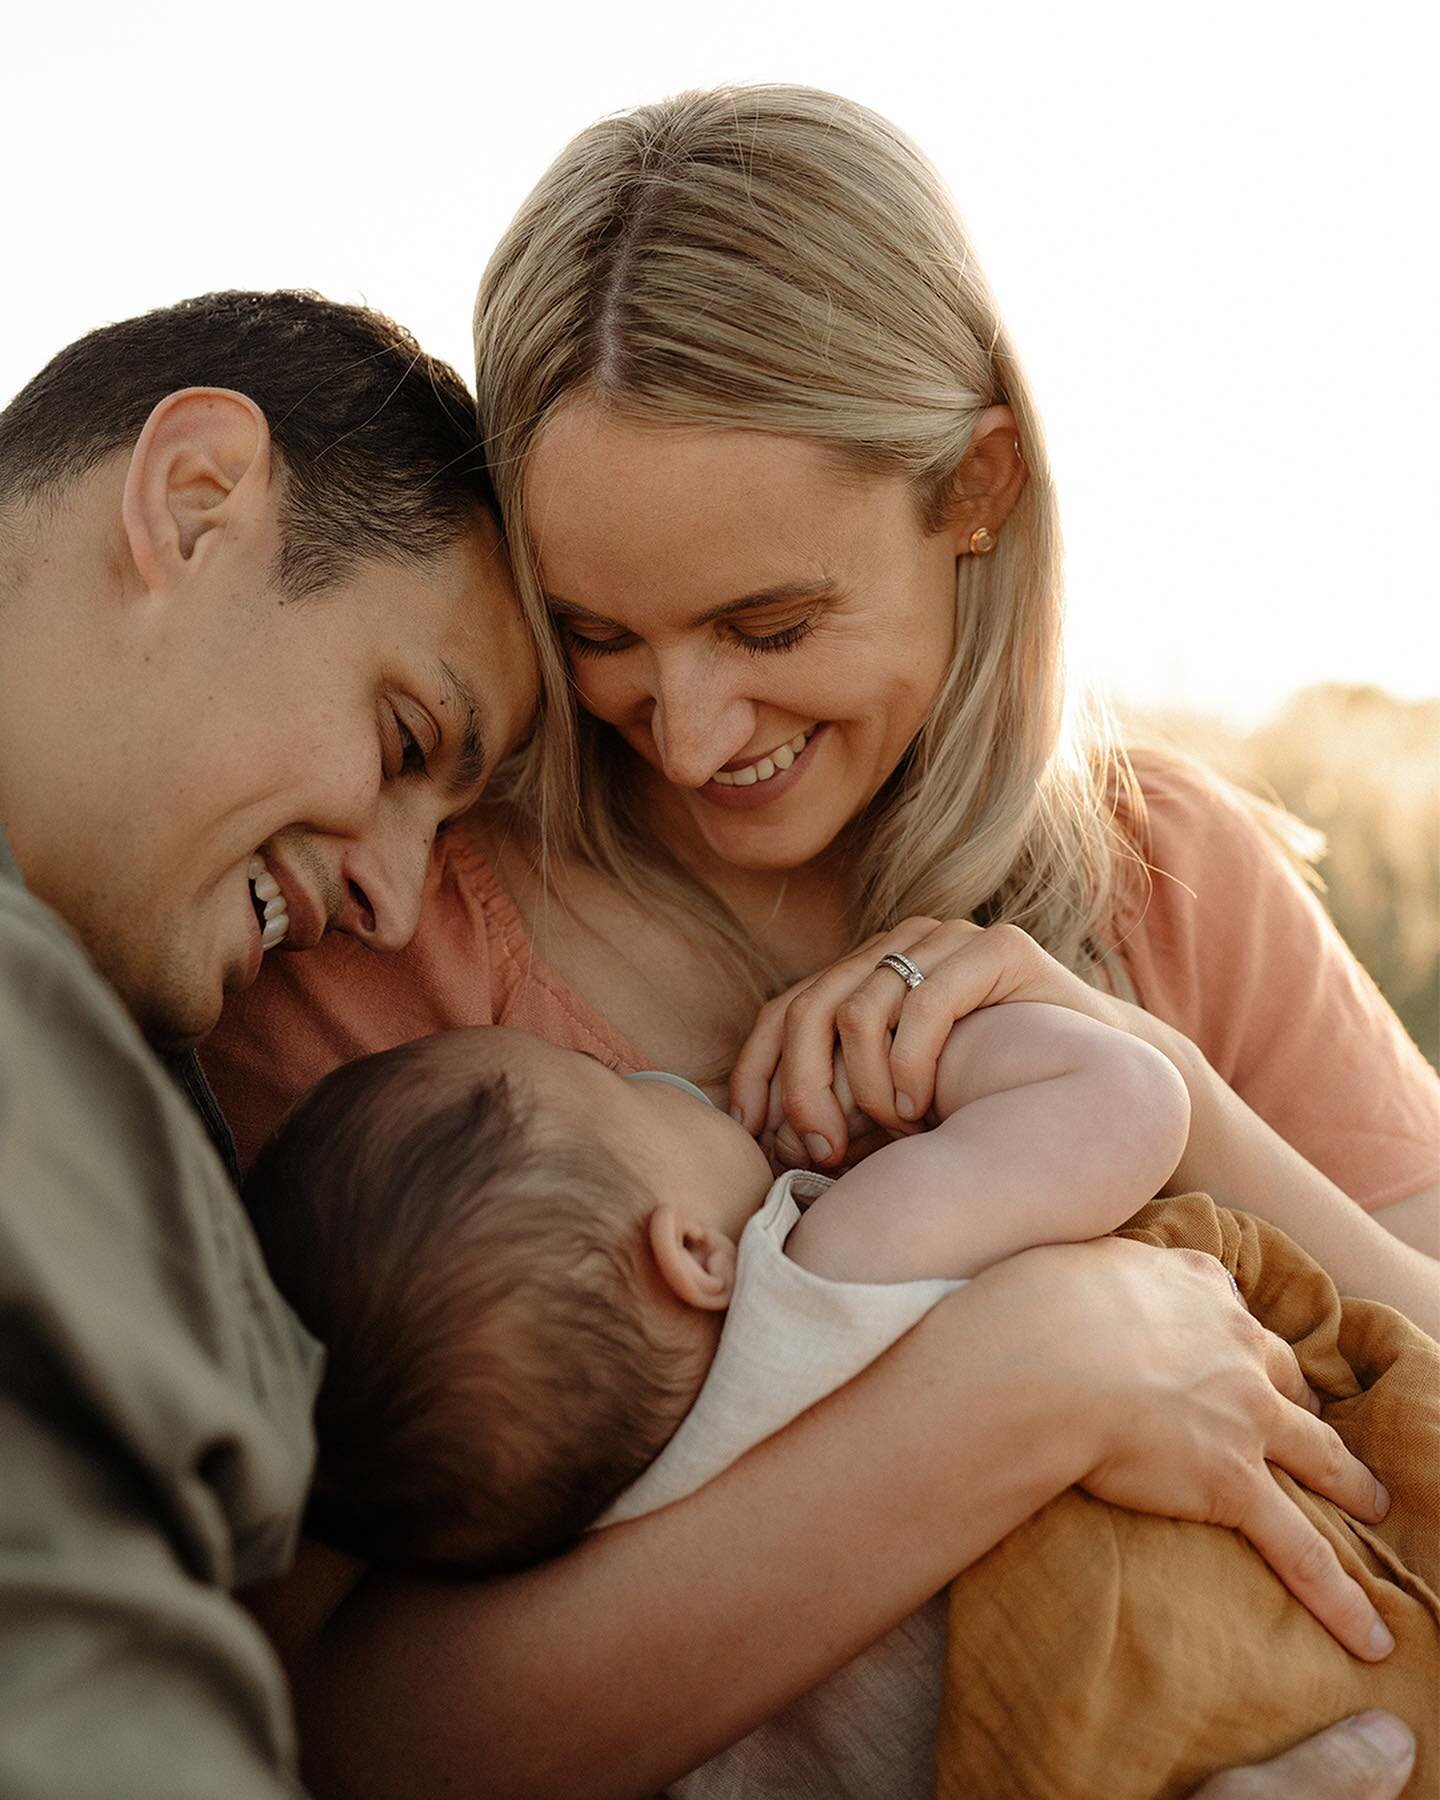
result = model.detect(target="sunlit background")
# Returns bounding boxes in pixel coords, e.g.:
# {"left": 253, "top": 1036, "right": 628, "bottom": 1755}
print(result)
{"left": 5, "top": 0, "right": 1436, "bottom": 1052}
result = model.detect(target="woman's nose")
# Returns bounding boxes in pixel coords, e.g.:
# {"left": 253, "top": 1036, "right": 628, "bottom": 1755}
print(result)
{"left": 649, "top": 659, "right": 754, "bottom": 789}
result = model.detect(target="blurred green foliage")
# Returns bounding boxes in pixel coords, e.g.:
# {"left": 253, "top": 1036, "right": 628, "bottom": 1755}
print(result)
{"left": 1129, "top": 686, "right": 1439, "bottom": 1071}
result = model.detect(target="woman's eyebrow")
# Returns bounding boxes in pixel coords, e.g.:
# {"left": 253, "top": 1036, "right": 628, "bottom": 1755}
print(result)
{"left": 544, "top": 595, "right": 615, "bottom": 623}
{"left": 698, "top": 580, "right": 838, "bottom": 624}
{"left": 545, "top": 578, "right": 838, "bottom": 630}
{"left": 436, "top": 658, "right": 489, "bottom": 798}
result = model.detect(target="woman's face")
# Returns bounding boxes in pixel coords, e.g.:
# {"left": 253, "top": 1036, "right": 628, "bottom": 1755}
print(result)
{"left": 525, "top": 401, "right": 976, "bottom": 877}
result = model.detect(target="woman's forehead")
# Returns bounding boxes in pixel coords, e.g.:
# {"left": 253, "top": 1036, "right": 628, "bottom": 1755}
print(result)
{"left": 526, "top": 407, "right": 904, "bottom": 607}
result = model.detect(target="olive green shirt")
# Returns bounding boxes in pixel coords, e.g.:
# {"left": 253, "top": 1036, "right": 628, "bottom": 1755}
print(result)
{"left": 0, "top": 823, "right": 321, "bottom": 1796}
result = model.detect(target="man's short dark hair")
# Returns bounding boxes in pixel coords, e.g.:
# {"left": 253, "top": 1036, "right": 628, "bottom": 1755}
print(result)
{"left": 243, "top": 1038, "right": 700, "bottom": 1574}
{"left": 0, "top": 289, "right": 490, "bottom": 594}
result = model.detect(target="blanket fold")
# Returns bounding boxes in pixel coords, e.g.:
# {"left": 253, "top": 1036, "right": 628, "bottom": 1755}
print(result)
{"left": 936, "top": 1195, "right": 1439, "bottom": 1799}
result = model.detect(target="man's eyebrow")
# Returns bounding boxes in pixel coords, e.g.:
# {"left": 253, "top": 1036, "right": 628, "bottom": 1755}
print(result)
{"left": 545, "top": 578, "right": 838, "bottom": 630}
{"left": 436, "top": 659, "right": 489, "bottom": 798}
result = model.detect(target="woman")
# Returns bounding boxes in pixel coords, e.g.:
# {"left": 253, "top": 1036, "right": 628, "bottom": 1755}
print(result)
{"left": 210, "top": 87, "right": 1439, "bottom": 1797}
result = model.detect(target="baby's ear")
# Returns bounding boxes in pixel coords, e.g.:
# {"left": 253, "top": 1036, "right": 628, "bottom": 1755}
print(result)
{"left": 648, "top": 1204, "right": 737, "bottom": 1312}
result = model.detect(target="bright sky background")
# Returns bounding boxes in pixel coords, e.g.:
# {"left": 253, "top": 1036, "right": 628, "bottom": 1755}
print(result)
{"left": 5, "top": 0, "right": 1436, "bottom": 727}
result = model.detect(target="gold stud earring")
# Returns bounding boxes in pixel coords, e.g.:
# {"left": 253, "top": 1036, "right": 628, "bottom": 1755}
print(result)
{"left": 969, "top": 526, "right": 997, "bottom": 556}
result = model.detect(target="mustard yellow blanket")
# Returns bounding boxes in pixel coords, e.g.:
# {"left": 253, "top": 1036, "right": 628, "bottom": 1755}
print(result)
{"left": 937, "top": 1195, "right": 1439, "bottom": 1799}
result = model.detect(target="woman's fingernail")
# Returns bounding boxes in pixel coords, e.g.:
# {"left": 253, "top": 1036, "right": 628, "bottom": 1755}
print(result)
{"left": 895, "top": 1093, "right": 916, "bottom": 1119}
{"left": 1373, "top": 1477, "right": 1391, "bottom": 1517}
{"left": 729, "top": 1105, "right": 746, "bottom": 1125}
{"left": 1350, "top": 1710, "right": 1414, "bottom": 1763}
{"left": 804, "top": 1134, "right": 832, "bottom": 1163}
{"left": 1367, "top": 1617, "right": 1396, "bottom": 1658}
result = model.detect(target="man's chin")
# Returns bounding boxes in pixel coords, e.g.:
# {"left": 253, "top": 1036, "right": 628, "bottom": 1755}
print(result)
{"left": 132, "top": 979, "right": 225, "bottom": 1055}
{"left": 84, "top": 930, "right": 228, "bottom": 1052}
{"left": 142, "top": 1012, "right": 218, "bottom": 1055}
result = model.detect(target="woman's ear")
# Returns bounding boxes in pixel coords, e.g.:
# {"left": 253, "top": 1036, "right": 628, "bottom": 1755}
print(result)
{"left": 648, "top": 1203, "right": 738, "bottom": 1312}
{"left": 943, "top": 403, "right": 1028, "bottom": 552}
{"left": 120, "top": 387, "right": 273, "bottom": 591}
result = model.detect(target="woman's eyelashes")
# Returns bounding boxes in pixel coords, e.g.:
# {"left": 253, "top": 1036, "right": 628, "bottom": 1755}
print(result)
{"left": 559, "top": 626, "right": 632, "bottom": 659}
{"left": 736, "top": 618, "right": 815, "bottom": 656}
{"left": 558, "top": 613, "right": 818, "bottom": 659}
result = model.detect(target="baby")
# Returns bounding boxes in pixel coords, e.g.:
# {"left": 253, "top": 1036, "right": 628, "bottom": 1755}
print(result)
{"left": 244, "top": 1006, "right": 1438, "bottom": 1798}
{"left": 243, "top": 1000, "right": 1190, "bottom": 1573}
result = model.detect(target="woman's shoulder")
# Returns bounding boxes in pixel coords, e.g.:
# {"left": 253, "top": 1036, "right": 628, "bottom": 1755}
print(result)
{"left": 1113, "top": 742, "right": 1440, "bottom": 1209}
{"left": 1113, "top": 740, "right": 1331, "bottom": 1026}
{"left": 1120, "top": 741, "right": 1317, "bottom": 876}
{"left": 1108, "top": 742, "right": 1328, "bottom": 969}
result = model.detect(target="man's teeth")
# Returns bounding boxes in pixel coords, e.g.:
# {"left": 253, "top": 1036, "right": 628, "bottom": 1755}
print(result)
{"left": 248, "top": 855, "right": 290, "bottom": 952}
{"left": 711, "top": 727, "right": 815, "bottom": 787}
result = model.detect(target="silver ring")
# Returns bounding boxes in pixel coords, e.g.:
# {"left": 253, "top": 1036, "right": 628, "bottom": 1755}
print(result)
{"left": 1225, "top": 1269, "right": 1244, "bottom": 1305}
{"left": 876, "top": 951, "right": 926, "bottom": 990}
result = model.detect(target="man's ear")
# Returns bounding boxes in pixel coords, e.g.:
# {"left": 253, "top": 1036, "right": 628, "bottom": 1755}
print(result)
{"left": 647, "top": 1203, "right": 738, "bottom": 1312}
{"left": 120, "top": 388, "right": 273, "bottom": 590}
{"left": 942, "top": 403, "right": 1028, "bottom": 552}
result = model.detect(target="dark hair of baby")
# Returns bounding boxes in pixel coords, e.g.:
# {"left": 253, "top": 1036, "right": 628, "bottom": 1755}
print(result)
{"left": 243, "top": 1037, "right": 700, "bottom": 1574}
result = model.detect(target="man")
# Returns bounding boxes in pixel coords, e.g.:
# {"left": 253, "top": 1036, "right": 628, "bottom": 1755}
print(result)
{"left": 0, "top": 292, "right": 1416, "bottom": 1800}
{"left": 0, "top": 290, "right": 534, "bottom": 1796}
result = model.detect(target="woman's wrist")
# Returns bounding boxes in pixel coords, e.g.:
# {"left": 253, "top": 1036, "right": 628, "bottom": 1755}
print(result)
{"left": 957, "top": 1243, "right": 1129, "bottom": 1478}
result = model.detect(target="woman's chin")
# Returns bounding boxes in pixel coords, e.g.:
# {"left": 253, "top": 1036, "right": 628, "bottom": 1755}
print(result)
{"left": 685, "top": 801, "right": 845, "bottom": 876}
{"left": 636, "top": 752, "right": 852, "bottom": 877}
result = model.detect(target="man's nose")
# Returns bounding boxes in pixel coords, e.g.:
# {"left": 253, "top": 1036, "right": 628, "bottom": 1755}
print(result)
{"left": 333, "top": 795, "right": 435, "bottom": 952}
{"left": 649, "top": 655, "right": 754, "bottom": 789}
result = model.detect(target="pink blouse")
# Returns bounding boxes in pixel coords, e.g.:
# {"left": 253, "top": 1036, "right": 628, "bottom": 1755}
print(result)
{"left": 204, "top": 754, "right": 1440, "bottom": 1205}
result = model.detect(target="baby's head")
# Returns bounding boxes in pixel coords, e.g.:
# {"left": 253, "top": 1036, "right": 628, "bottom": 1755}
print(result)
{"left": 244, "top": 1027, "right": 771, "bottom": 1574}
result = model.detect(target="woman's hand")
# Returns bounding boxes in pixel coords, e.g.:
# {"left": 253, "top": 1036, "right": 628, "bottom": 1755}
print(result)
{"left": 753, "top": 1044, "right": 901, "bottom": 1174}
{"left": 734, "top": 918, "right": 1440, "bottom": 1326}
{"left": 731, "top": 918, "right": 1147, "bottom": 1166}
{"left": 1000, "top": 1236, "right": 1394, "bottom": 1662}
{"left": 1188, "top": 1712, "right": 1416, "bottom": 1797}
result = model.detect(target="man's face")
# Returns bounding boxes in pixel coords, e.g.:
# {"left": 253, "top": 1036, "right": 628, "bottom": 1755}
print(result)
{"left": 49, "top": 513, "right": 535, "bottom": 1048}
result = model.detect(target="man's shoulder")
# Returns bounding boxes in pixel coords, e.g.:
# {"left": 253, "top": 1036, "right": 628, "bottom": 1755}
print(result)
{"left": 0, "top": 835, "right": 320, "bottom": 1555}
{"left": 0, "top": 831, "right": 166, "bottom": 1097}
{"left": 0, "top": 823, "right": 231, "bottom": 1178}
{"left": 0, "top": 831, "right": 132, "bottom": 1072}
{"left": 0, "top": 842, "right": 247, "bottom": 1284}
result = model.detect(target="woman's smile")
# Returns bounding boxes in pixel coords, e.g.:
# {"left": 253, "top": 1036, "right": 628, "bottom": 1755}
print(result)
{"left": 702, "top": 725, "right": 821, "bottom": 808}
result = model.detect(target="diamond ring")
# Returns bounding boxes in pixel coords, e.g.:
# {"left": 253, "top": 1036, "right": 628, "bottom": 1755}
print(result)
{"left": 876, "top": 951, "right": 926, "bottom": 990}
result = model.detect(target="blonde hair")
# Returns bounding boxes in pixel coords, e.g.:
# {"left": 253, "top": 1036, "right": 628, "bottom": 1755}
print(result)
{"left": 475, "top": 84, "right": 1140, "bottom": 998}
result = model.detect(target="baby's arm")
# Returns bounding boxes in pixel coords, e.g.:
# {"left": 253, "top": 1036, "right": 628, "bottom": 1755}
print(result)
{"left": 785, "top": 1002, "right": 1190, "bottom": 1283}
